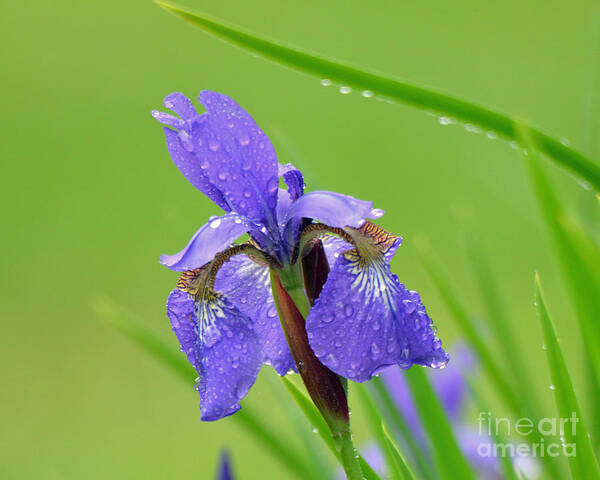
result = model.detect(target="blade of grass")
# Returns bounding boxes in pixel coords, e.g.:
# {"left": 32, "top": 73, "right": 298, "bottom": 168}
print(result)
{"left": 518, "top": 125, "right": 600, "bottom": 406}
{"left": 281, "top": 377, "right": 382, "bottom": 480}
{"left": 154, "top": 0, "right": 600, "bottom": 191}
{"left": 263, "top": 373, "right": 330, "bottom": 480}
{"left": 417, "top": 249, "right": 565, "bottom": 479}
{"left": 354, "top": 383, "right": 418, "bottom": 480}
{"left": 404, "top": 367, "right": 477, "bottom": 480}
{"left": 416, "top": 247, "right": 522, "bottom": 414}
{"left": 466, "top": 239, "right": 537, "bottom": 408}
{"left": 94, "top": 297, "right": 313, "bottom": 480}
{"left": 369, "top": 377, "right": 435, "bottom": 480}
{"left": 381, "top": 422, "right": 418, "bottom": 480}
{"left": 535, "top": 275, "right": 600, "bottom": 480}
{"left": 467, "top": 379, "right": 527, "bottom": 480}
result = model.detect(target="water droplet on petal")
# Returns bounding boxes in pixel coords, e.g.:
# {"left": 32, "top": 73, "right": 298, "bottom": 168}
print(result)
{"left": 321, "top": 314, "right": 334, "bottom": 323}
{"left": 238, "top": 135, "right": 250, "bottom": 146}
{"left": 209, "top": 139, "right": 220, "bottom": 152}
{"left": 218, "top": 170, "right": 228, "bottom": 181}
{"left": 210, "top": 218, "right": 222, "bottom": 229}
{"left": 344, "top": 304, "right": 354, "bottom": 317}
{"left": 370, "top": 342, "right": 381, "bottom": 359}
{"left": 325, "top": 353, "right": 338, "bottom": 368}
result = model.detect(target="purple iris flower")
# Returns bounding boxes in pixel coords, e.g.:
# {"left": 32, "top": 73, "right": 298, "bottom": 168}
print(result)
{"left": 153, "top": 90, "right": 448, "bottom": 421}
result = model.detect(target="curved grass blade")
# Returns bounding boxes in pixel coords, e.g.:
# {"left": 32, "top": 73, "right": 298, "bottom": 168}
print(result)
{"left": 154, "top": 0, "right": 600, "bottom": 191}
{"left": 517, "top": 125, "right": 600, "bottom": 401}
{"left": 466, "top": 239, "right": 537, "bottom": 408}
{"left": 94, "top": 297, "right": 313, "bottom": 480}
{"left": 535, "top": 275, "right": 600, "bottom": 480}
{"left": 263, "top": 374, "right": 330, "bottom": 480}
{"left": 369, "top": 377, "right": 435, "bottom": 479}
{"left": 416, "top": 246, "right": 522, "bottom": 414}
{"left": 381, "top": 423, "right": 417, "bottom": 480}
{"left": 404, "top": 367, "right": 477, "bottom": 480}
{"left": 354, "top": 383, "right": 418, "bottom": 480}
{"left": 281, "top": 377, "right": 382, "bottom": 480}
{"left": 417, "top": 248, "right": 565, "bottom": 479}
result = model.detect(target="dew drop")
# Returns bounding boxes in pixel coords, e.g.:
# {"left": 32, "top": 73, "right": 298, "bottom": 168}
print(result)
{"left": 320, "top": 79, "right": 332, "bottom": 87}
{"left": 370, "top": 208, "right": 385, "bottom": 218}
{"left": 438, "top": 116, "right": 453, "bottom": 126}
{"left": 209, "top": 139, "right": 220, "bottom": 152}
{"left": 549, "top": 384, "right": 555, "bottom": 390}
{"left": 325, "top": 353, "right": 339, "bottom": 368}
{"left": 218, "top": 170, "right": 228, "bottom": 181}
{"left": 344, "top": 304, "right": 354, "bottom": 317}
{"left": 361, "top": 90, "right": 374, "bottom": 98}
{"left": 486, "top": 131, "right": 498, "bottom": 140}
{"left": 509, "top": 141, "right": 518, "bottom": 150}
{"left": 339, "top": 86, "right": 351, "bottom": 95}
{"left": 238, "top": 135, "right": 250, "bottom": 147}
{"left": 542, "top": 343, "right": 546, "bottom": 350}
{"left": 370, "top": 342, "right": 381, "bottom": 359}
{"left": 321, "top": 314, "right": 334, "bottom": 323}
{"left": 210, "top": 218, "right": 222, "bottom": 229}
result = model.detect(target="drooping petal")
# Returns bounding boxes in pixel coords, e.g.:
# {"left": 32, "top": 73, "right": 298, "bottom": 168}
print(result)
{"left": 195, "top": 91, "right": 279, "bottom": 227}
{"left": 215, "top": 255, "right": 295, "bottom": 376}
{"left": 167, "top": 288, "right": 262, "bottom": 421}
{"left": 160, "top": 213, "right": 256, "bottom": 271}
{"left": 284, "top": 190, "right": 384, "bottom": 229}
{"left": 306, "top": 222, "right": 448, "bottom": 382}
{"left": 321, "top": 234, "right": 353, "bottom": 266}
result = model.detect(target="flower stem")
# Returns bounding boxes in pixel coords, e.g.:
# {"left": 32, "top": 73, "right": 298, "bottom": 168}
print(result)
{"left": 335, "top": 431, "right": 365, "bottom": 480}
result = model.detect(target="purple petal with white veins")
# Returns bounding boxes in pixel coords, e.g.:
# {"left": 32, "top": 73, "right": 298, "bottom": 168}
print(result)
{"left": 167, "top": 289, "right": 262, "bottom": 421}
{"left": 196, "top": 91, "right": 279, "bottom": 227}
{"left": 160, "top": 213, "right": 255, "bottom": 271}
{"left": 161, "top": 126, "right": 229, "bottom": 210}
{"left": 215, "top": 255, "right": 295, "bottom": 375}
{"left": 306, "top": 252, "right": 448, "bottom": 382}
{"left": 284, "top": 190, "right": 384, "bottom": 228}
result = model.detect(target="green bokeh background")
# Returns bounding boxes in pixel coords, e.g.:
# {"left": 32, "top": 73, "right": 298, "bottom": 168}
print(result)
{"left": 2, "top": 0, "right": 598, "bottom": 478}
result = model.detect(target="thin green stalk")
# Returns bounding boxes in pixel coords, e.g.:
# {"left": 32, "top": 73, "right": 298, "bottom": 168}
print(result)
{"left": 369, "top": 377, "right": 434, "bottom": 480}
{"left": 535, "top": 275, "right": 600, "bottom": 480}
{"left": 155, "top": 0, "right": 600, "bottom": 191}
{"left": 381, "top": 423, "right": 417, "bottom": 480}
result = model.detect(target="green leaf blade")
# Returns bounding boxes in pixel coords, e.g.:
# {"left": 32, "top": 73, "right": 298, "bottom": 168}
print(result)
{"left": 154, "top": 0, "right": 600, "bottom": 190}
{"left": 535, "top": 275, "right": 600, "bottom": 480}
{"left": 404, "top": 367, "right": 477, "bottom": 480}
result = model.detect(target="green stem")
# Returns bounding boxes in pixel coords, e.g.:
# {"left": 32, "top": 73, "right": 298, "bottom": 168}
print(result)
{"left": 335, "top": 431, "right": 365, "bottom": 480}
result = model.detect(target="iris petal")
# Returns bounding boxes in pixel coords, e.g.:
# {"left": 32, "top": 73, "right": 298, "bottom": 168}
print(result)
{"left": 167, "top": 289, "right": 262, "bottom": 421}
{"left": 161, "top": 127, "right": 230, "bottom": 211}
{"left": 215, "top": 255, "right": 295, "bottom": 376}
{"left": 196, "top": 91, "right": 279, "bottom": 227}
{"left": 160, "top": 213, "right": 256, "bottom": 271}
{"left": 278, "top": 163, "right": 304, "bottom": 200}
{"left": 284, "top": 190, "right": 384, "bottom": 229}
{"left": 305, "top": 223, "right": 448, "bottom": 382}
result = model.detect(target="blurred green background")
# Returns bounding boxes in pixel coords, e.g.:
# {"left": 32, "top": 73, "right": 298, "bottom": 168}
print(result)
{"left": 2, "top": 0, "right": 598, "bottom": 478}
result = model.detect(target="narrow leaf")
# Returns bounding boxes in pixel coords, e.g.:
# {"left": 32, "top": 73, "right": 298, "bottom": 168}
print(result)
{"left": 369, "top": 377, "right": 435, "bottom": 479}
{"left": 404, "top": 367, "right": 477, "bottom": 480}
{"left": 154, "top": 0, "right": 600, "bottom": 190}
{"left": 535, "top": 275, "right": 600, "bottom": 480}
{"left": 281, "top": 377, "right": 383, "bottom": 480}
{"left": 354, "top": 383, "right": 417, "bottom": 480}
{"left": 381, "top": 422, "right": 418, "bottom": 480}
